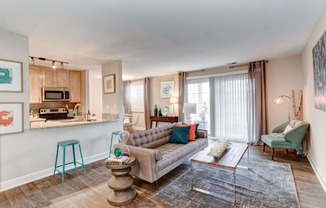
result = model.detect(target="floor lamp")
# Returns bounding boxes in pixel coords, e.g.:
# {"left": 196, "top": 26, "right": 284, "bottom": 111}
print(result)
{"left": 273, "top": 95, "right": 291, "bottom": 120}
{"left": 182, "top": 103, "right": 197, "bottom": 123}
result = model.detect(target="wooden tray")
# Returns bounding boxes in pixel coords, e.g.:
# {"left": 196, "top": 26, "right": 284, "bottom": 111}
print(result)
{"left": 208, "top": 147, "right": 230, "bottom": 159}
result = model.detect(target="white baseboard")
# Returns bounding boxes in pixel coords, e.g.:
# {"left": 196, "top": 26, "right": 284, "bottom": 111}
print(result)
{"left": 307, "top": 155, "right": 326, "bottom": 193}
{"left": 0, "top": 152, "right": 109, "bottom": 192}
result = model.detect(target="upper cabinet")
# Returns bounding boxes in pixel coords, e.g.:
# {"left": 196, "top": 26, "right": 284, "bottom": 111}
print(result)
{"left": 29, "top": 66, "right": 43, "bottom": 103}
{"left": 43, "top": 68, "right": 69, "bottom": 87}
{"left": 69, "top": 70, "right": 81, "bottom": 102}
{"left": 29, "top": 65, "right": 82, "bottom": 103}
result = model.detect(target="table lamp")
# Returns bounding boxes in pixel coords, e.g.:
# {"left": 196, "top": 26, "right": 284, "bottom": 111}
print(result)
{"left": 182, "top": 103, "right": 197, "bottom": 123}
{"left": 170, "top": 97, "right": 178, "bottom": 117}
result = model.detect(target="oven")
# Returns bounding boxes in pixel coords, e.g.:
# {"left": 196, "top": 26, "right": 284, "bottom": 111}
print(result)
{"left": 39, "top": 108, "right": 69, "bottom": 120}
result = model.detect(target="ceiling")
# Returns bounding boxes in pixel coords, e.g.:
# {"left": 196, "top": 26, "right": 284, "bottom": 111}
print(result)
{"left": 0, "top": 0, "right": 325, "bottom": 80}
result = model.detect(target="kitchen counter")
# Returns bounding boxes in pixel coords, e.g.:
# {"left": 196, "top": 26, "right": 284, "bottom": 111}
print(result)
{"left": 30, "top": 118, "right": 120, "bottom": 129}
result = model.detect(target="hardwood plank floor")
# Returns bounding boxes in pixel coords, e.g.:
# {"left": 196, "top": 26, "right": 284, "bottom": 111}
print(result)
{"left": 1, "top": 145, "right": 325, "bottom": 208}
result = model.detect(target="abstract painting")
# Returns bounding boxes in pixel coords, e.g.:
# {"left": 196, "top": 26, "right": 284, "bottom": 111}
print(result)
{"left": 0, "top": 59, "right": 23, "bottom": 92}
{"left": 313, "top": 30, "right": 326, "bottom": 111}
{"left": 0, "top": 102, "right": 24, "bottom": 135}
{"left": 160, "top": 81, "right": 174, "bottom": 98}
{"left": 103, "top": 74, "right": 116, "bottom": 94}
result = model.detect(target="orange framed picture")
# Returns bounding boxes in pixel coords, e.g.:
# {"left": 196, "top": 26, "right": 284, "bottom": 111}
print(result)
{"left": 0, "top": 102, "right": 24, "bottom": 135}
{"left": 103, "top": 74, "right": 116, "bottom": 94}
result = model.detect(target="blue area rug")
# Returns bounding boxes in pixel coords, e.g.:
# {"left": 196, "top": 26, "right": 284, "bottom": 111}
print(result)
{"left": 153, "top": 158, "right": 299, "bottom": 208}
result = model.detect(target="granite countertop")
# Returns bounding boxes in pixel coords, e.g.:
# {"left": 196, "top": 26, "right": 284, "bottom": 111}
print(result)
{"left": 30, "top": 118, "right": 120, "bottom": 129}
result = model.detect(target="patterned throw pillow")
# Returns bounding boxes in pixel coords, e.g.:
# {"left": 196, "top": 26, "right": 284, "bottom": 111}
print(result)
{"left": 170, "top": 126, "right": 191, "bottom": 144}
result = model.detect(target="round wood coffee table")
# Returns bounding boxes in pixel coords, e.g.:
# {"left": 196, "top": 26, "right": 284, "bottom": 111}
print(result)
{"left": 105, "top": 156, "right": 137, "bottom": 206}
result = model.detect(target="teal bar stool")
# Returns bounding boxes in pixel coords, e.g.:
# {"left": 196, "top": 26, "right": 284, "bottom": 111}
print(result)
{"left": 53, "top": 139, "right": 86, "bottom": 182}
{"left": 109, "top": 131, "right": 120, "bottom": 156}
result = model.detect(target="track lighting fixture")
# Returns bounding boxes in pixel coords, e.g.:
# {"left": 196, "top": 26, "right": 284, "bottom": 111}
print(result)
{"left": 60, "top": 62, "right": 64, "bottom": 69}
{"left": 30, "top": 57, "right": 35, "bottom": 65}
{"left": 29, "top": 56, "right": 68, "bottom": 69}
{"left": 52, "top": 61, "right": 57, "bottom": 69}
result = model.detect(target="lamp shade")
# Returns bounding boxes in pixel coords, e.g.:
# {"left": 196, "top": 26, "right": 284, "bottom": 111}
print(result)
{"left": 170, "top": 97, "right": 178, "bottom": 104}
{"left": 272, "top": 95, "right": 290, "bottom": 106}
{"left": 272, "top": 97, "right": 285, "bottom": 105}
{"left": 183, "top": 103, "right": 197, "bottom": 114}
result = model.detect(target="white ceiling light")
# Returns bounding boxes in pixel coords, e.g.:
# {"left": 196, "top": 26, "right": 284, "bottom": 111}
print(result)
{"left": 52, "top": 61, "right": 57, "bottom": 69}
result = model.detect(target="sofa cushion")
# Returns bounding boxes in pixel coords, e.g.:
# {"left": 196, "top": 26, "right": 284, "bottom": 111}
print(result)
{"left": 170, "top": 126, "right": 190, "bottom": 144}
{"left": 127, "top": 124, "right": 173, "bottom": 148}
{"left": 176, "top": 123, "right": 197, "bottom": 141}
{"left": 156, "top": 138, "right": 207, "bottom": 172}
{"left": 261, "top": 134, "right": 292, "bottom": 149}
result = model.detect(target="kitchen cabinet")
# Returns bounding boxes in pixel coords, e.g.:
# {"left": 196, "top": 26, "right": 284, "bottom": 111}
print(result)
{"left": 29, "top": 66, "right": 43, "bottom": 103}
{"left": 43, "top": 68, "right": 69, "bottom": 87}
{"left": 69, "top": 70, "right": 81, "bottom": 102}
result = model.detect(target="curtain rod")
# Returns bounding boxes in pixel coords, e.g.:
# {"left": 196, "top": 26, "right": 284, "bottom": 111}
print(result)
{"left": 228, "top": 60, "right": 269, "bottom": 68}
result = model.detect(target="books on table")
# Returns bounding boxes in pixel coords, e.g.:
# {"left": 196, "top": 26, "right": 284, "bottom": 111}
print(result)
{"left": 106, "top": 156, "right": 131, "bottom": 165}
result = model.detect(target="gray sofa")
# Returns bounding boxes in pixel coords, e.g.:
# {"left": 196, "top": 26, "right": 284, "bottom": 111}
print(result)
{"left": 115, "top": 124, "right": 208, "bottom": 188}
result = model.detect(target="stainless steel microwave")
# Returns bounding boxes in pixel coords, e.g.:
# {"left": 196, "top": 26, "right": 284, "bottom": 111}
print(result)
{"left": 42, "top": 87, "right": 70, "bottom": 102}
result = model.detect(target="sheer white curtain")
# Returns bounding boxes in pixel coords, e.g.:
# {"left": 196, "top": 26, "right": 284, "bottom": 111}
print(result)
{"left": 214, "top": 73, "right": 250, "bottom": 142}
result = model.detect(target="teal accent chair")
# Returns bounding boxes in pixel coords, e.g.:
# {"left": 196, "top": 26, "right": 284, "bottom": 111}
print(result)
{"left": 261, "top": 121, "right": 309, "bottom": 160}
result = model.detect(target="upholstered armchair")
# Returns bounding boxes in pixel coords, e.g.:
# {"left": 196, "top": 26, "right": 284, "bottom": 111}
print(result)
{"left": 261, "top": 120, "right": 309, "bottom": 160}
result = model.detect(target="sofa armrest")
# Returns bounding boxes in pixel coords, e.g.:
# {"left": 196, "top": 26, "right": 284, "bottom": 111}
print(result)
{"left": 198, "top": 129, "right": 208, "bottom": 138}
{"left": 113, "top": 144, "right": 160, "bottom": 183}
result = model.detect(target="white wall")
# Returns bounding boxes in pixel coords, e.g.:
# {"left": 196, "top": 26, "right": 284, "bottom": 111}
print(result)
{"left": 0, "top": 29, "right": 123, "bottom": 191}
{"left": 102, "top": 61, "right": 122, "bottom": 115}
{"left": 266, "top": 56, "right": 303, "bottom": 132}
{"left": 89, "top": 69, "right": 103, "bottom": 117}
{"left": 301, "top": 9, "right": 326, "bottom": 192}
{"left": 150, "top": 74, "right": 179, "bottom": 117}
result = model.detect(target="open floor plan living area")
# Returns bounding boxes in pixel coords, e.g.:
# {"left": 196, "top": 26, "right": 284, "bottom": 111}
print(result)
{"left": 1, "top": 1, "right": 326, "bottom": 207}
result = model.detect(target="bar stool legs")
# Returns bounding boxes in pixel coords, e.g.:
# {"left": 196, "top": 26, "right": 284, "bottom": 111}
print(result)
{"left": 53, "top": 139, "right": 86, "bottom": 183}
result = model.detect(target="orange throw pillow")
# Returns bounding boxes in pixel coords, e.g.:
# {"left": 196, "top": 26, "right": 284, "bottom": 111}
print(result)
{"left": 175, "top": 123, "right": 197, "bottom": 141}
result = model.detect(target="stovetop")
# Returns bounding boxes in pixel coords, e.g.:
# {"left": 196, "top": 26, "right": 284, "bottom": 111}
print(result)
{"left": 39, "top": 108, "right": 70, "bottom": 120}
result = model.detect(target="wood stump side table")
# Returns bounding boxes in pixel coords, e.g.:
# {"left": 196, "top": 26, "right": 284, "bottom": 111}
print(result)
{"left": 105, "top": 156, "right": 137, "bottom": 206}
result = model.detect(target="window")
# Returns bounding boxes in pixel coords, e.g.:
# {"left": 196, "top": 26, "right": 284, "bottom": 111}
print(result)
{"left": 187, "top": 79, "right": 210, "bottom": 134}
{"left": 130, "top": 80, "right": 144, "bottom": 112}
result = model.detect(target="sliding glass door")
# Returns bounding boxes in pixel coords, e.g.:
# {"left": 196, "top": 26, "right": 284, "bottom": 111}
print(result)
{"left": 214, "top": 74, "right": 250, "bottom": 142}
{"left": 186, "top": 79, "right": 210, "bottom": 134}
{"left": 186, "top": 73, "right": 253, "bottom": 142}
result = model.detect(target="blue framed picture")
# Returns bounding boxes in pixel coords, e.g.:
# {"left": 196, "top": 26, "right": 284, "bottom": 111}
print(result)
{"left": 0, "top": 59, "right": 23, "bottom": 92}
{"left": 160, "top": 81, "right": 174, "bottom": 98}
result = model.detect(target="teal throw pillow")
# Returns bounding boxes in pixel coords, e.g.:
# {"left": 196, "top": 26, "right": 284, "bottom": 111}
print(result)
{"left": 170, "top": 126, "right": 190, "bottom": 144}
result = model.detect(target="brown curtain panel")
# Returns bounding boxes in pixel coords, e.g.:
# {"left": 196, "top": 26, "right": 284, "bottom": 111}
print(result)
{"left": 122, "top": 81, "right": 131, "bottom": 114}
{"left": 144, "top": 77, "right": 151, "bottom": 129}
{"left": 248, "top": 60, "right": 267, "bottom": 144}
{"left": 178, "top": 72, "right": 187, "bottom": 122}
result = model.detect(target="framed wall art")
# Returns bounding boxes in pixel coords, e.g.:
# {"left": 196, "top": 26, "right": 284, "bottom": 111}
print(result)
{"left": 0, "top": 102, "right": 24, "bottom": 135}
{"left": 0, "top": 59, "right": 23, "bottom": 92}
{"left": 160, "top": 81, "right": 174, "bottom": 98}
{"left": 313, "top": 29, "right": 326, "bottom": 111}
{"left": 103, "top": 74, "right": 116, "bottom": 94}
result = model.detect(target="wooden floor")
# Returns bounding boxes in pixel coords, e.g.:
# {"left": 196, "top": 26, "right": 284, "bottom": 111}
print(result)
{"left": 1, "top": 145, "right": 326, "bottom": 208}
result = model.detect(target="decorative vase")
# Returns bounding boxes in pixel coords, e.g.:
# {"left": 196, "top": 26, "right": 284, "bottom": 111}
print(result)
{"left": 154, "top": 104, "right": 158, "bottom": 116}
{"left": 159, "top": 108, "right": 162, "bottom": 116}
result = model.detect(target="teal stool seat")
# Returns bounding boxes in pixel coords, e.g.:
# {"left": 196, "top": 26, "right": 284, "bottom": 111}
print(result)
{"left": 53, "top": 139, "right": 86, "bottom": 182}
